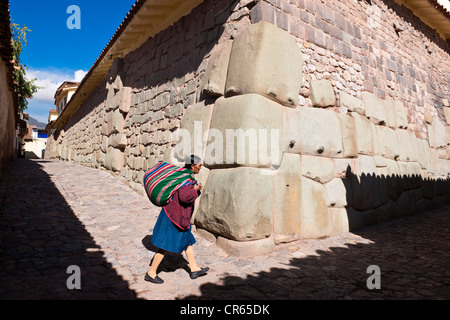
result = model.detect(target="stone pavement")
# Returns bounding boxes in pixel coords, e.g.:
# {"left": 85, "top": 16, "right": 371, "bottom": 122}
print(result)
{"left": 0, "top": 158, "right": 449, "bottom": 300}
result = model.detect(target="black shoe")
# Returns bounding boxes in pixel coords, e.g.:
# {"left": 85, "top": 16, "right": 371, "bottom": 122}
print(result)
{"left": 190, "top": 267, "right": 209, "bottom": 279}
{"left": 144, "top": 273, "right": 164, "bottom": 284}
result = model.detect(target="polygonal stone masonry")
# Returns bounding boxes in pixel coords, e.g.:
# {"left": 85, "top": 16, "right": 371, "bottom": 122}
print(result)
{"left": 339, "top": 91, "right": 364, "bottom": 115}
{"left": 119, "top": 87, "right": 132, "bottom": 114}
{"left": 43, "top": 15, "right": 450, "bottom": 258}
{"left": 273, "top": 153, "right": 302, "bottom": 244}
{"left": 444, "top": 106, "right": 450, "bottom": 125}
{"left": 396, "top": 128, "right": 419, "bottom": 162}
{"left": 447, "top": 126, "right": 450, "bottom": 146}
{"left": 329, "top": 207, "right": 350, "bottom": 235}
{"left": 351, "top": 112, "right": 375, "bottom": 156}
{"left": 283, "top": 106, "right": 343, "bottom": 157}
{"left": 301, "top": 155, "right": 334, "bottom": 184}
{"left": 194, "top": 167, "right": 274, "bottom": 241}
{"left": 216, "top": 235, "right": 275, "bottom": 257}
{"left": 384, "top": 95, "right": 407, "bottom": 129}
{"left": 350, "top": 155, "right": 388, "bottom": 211}
{"left": 378, "top": 125, "right": 400, "bottom": 160}
{"left": 105, "top": 146, "right": 124, "bottom": 172}
{"left": 200, "top": 40, "right": 233, "bottom": 98}
{"left": 361, "top": 91, "right": 387, "bottom": 125}
{"left": 108, "top": 133, "right": 127, "bottom": 149}
{"left": 190, "top": 165, "right": 210, "bottom": 225}
{"left": 310, "top": 79, "right": 335, "bottom": 108}
{"left": 324, "top": 178, "right": 347, "bottom": 208}
{"left": 427, "top": 117, "right": 447, "bottom": 149}
{"left": 417, "top": 138, "right": 431, "bottom": 170}
{"left": 337, "top": 113, "right": 358, "bottom": 158}
{"left": 300, "top": 176, "right": 331, "bottom": 239}
{"left": 177, "top": 100, "right": 214, "bottom": 162}
{"left": 225, "top": 22, "right": 303, "bottom": 107}
{"left": 393, "top": 98, "right": 408, "bottom": 129}
{"left": 204, "top": 94, "right": 284, "bottom": 169}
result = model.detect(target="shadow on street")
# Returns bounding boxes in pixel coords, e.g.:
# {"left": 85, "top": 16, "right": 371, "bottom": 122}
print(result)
{"left": 0, "top": 159, "right": 138, "bottom": 299}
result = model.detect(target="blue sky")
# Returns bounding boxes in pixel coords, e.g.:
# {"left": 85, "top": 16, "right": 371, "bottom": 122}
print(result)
{"left": 9, "top": 0, "right": 137, "bottom": 123}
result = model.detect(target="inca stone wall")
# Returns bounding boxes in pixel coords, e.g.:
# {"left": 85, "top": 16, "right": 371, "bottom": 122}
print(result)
{"left": 46, "top": 0, "right": 450, "bottom": 256}
{"left": 46, "top": 0, "right": 255, "bottom": 189}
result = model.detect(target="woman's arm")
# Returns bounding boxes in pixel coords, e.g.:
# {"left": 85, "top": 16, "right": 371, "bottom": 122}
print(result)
{"left": 178, "top": 183, "right": 202, "bottom": 204}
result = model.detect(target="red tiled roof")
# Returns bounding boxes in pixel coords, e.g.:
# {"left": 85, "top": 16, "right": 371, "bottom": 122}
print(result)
{"left": 428, "top": 0, "right": 450, "bottom": 19}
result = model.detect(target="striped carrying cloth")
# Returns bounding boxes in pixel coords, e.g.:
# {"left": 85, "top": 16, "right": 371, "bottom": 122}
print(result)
{"left": 143, "top": 162, "right": 197, "bottom": 207}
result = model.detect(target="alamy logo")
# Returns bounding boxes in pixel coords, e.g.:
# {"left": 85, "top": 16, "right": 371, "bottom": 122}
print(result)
{"left": 173, "top": 121, "right": 280, "bottom": 172}
{"left": 366, "top": 265, "right": 381, "bottom": 290}
{"left": 66, "top": 265, "right": 81, "bottom": 290}
{"left": 67, "top": 5, "right": 81, "bottom": 30}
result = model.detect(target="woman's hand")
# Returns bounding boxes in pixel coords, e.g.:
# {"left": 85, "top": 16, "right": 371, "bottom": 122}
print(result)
{"left": 194, "top": 183, "right": 203, "bottom": 192}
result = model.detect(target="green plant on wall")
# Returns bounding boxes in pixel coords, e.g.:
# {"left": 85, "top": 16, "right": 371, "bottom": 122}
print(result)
{"left": 10, "top": 22, "right": 40, "bottom": 114}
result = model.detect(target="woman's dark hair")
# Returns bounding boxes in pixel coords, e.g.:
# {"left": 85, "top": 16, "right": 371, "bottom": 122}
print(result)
{"left": 184, "top": 155, "right": 201, "bottom": 169}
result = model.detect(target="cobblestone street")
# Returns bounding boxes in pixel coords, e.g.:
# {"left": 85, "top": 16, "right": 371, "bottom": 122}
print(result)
{"left": 0, "top": 159, "right": 449, "bottom": 300}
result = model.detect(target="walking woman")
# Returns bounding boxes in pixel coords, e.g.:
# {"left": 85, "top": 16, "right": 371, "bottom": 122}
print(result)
{"left": 145, "top": 155, "right": 209, "bottom": 284}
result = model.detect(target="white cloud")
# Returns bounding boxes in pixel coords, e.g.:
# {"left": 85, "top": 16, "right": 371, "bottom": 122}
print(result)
{"left": 27, "top": 68, "right": 87, "bottom": 103}
{"left": 24, "top": 67, "right": 87, "bottom": 123}
{"left": 437, "top": 0, "right": 450, "bottom": 12}
{"left": 74, "top": 69, "right": 87, "bottom": 82}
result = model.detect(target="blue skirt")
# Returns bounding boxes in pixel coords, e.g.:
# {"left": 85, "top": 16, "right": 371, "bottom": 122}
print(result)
{"left": 151, "top": 208, "right": 196, "bottom": 253}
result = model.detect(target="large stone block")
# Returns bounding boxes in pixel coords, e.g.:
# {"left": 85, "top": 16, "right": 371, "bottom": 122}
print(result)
{"left": 334, "top": 158, "right": 355, "bottom": 178}
{"left": 427, "top": 117, "right": 447, "bottom": 149}
{"left": 105, "top": 86, "right": 116, "bottom": 111}
{"left": 200, "top": 40, "right": 233, "bottom": 97}
{"left": 273, "top": 153, "right": 302, "bottom": 244}
{"left": 119, "top": 87, "right": 132, "bottom": 114}
{"left": 361, "top": 91, "right": 387, "bottom": 125}
{"left": 384, "top": 159, "right": 403, "bottom": 200}
{"left": 351, "top": 112, "right": 375, "bottom": 156}
{"left": 324, "top": 178, "right": 347, "bottom": 208}
{"left": 384, "top": 96, "right": 398, "bottom": 129}
{"left": 176, "top": 101, "right": 214, "bottom": 161}
{"left": 339, "top": 91, "right": 364, "bottom": 115}
{"left": 444, "top": 107, "right": 450, "bottom": 125}
{"left": 283, "top": 107, "right": 343, "bottom": 157}
{"left": 351, "top": 155, "right": 387, "bottom": 210}
{"left": 101, "top": 136, "right": 108, "bottom": 153}
{"left": 373, "top": 125, "right": 386, "bottom": 157}
{"left": 106, "top": 108, "right": 125, "bottom": 136}
{"left": 301, "top": 155, "right": 334, "bottom": 184}
{"left": 337, "top": 113, "right": 358, "bottom": 158}
{"left": 108, "top": 133, "right": 127, "bottom": 149}
{"left": 382, "top": 126, "right": 400, "bottom": 160}
{"left": 105, "top": 147, "right": 124, "bottom": 172}
{"left": 396, "top": 129, "right": 419, "bottom": 162}
{"left": 395, "top": 190, "right": 416, "bottom": 217}
{"left": 195, "top": 167, "right": 273, "bottom": 241}
{"left": 191, "top": 166, "right": 210, "bottom": 225}
{"left": 394, "top": 98, "right": 408, "bottom": 129}
{"left": 328, "top": 207, "right": 349, "bottom": 235}
{"left": 429, "top": 148, "right": 449, "bottom": 177}
{"left": 204, "top": 95, "right": 284, "bottom": 169}
{"left": 216, "top": 236, "right": 275, "bottom": 257}
{"left": 346, "top": 207, "right": 365, "bottom": 231}
{"left": 397, "top": 161, "right": 422, "bottom": 190}
{"left": 300, "top": 176, "right": 331, "bottom": 239}
{"left": 225, "top": 22, "right": 303, "bottom": 107}
{"left": 447, "top": 126, "right": 450, "bottom": 146}
{"left": 310, "top": 80, "right": 335, "bottom": 107}
{"left": 417, "top": 138, "right": 431, "bottom": 170}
